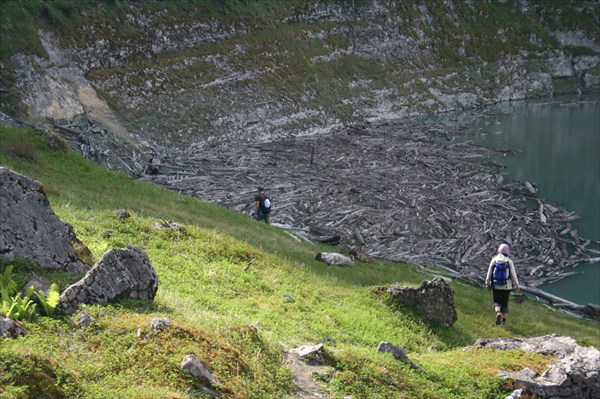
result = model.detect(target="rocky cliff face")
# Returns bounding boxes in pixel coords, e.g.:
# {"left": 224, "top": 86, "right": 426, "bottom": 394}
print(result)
{"left": 6, "top": 0, "right": 600, "bottom": 167}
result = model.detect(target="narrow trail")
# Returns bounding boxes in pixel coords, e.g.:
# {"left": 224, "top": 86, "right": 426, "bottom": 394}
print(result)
{"left": 284, "top": 351, "right": 334, "bottom": 399}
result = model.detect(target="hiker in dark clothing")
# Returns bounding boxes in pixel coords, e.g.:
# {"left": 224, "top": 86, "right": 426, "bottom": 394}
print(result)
{"left": 485, "top": 243, "right": 520, "bottom": 326}
{"left": 254, "top": 186, "right": 271, "bottom": 224}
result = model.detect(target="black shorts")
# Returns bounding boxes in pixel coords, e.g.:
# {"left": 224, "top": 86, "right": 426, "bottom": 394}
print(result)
{"left": 492, "top": 289, "right": 511, "bottom": 313}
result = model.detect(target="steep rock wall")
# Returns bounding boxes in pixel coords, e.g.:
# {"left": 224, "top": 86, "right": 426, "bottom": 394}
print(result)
{"left": 7, "top": 0, "right": 599, "bottom": 160}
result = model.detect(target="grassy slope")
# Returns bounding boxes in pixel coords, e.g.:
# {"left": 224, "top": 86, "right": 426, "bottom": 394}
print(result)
{"left": 1, "top": 126, "right": 598, "bottom": 399}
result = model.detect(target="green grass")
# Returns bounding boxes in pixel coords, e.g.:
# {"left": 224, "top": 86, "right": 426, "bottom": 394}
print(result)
{"left": 1, "top": 1, "right": 599, "bottom": 394}
{"left": 1, "top": 125, "right": 599, "bottom": 399}
{"left": 565, "top": 45, "right": 599, "bottom": 57}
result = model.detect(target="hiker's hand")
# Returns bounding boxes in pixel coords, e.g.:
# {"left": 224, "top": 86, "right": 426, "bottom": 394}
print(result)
{"left": 515, "top": 285, "right": 520, "bottom": 293}
{"left": 486, "top": 284, "right": 491, "bottom": 291}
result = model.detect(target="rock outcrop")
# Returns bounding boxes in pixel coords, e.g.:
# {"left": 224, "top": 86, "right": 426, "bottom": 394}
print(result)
{"left": 0, "top": 167, "right": 89, "bottom": 273}
{"left": 471, "top": 334, "right": 599, "bottom": 399}
{"left": 388, "top": 277, "right": 457, "bottom": 326}
{"left": 57, "top": 246, "right": 158, "bottom": 314}
{"left": 6, "top": 2, "right": 598, "bottom": 162}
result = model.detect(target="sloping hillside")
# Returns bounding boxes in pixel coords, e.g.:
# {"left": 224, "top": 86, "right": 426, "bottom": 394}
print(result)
{"left": 1, "top": 124, "right": 598, "bottom": 398}
{"left": 1, "top": 3, "right": 599, "bottom": 397}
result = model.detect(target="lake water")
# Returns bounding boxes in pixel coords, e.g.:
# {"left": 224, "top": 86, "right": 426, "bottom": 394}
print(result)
{"left": 431, "top": 95, "right": 599, "bottom": 306}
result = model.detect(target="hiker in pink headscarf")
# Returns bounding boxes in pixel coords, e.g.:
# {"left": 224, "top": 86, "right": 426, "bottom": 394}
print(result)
{"left": 485, "top": 243, "right": 520, "bottom": 327}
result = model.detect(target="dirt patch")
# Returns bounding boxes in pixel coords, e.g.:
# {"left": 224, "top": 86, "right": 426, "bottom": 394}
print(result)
{"left": 284, "top": 350, "right": 335, "bottom": 399}
{"left": 78, "top": 85, "right": 138, "bottom": 148}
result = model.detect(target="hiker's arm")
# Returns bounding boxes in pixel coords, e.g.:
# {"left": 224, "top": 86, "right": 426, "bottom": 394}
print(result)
{"left": 509, "top": 260, "right": 519, "bottom": 291}
{"left": 485, "top": 260, "right": 494, "bottom": 288}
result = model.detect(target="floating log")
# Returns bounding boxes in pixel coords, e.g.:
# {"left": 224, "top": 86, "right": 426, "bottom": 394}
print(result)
{"left": 538, "top": 201, "right": 547, "bottom": 224}
{"left": 525, "top": 181, "right": 537, "bottom": 194}
{"left": 520, "top": 285, "right": 599, "bottom": 321}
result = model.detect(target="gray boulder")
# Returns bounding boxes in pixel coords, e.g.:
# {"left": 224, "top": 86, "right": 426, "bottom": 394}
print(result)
{"left": 20, "top": 277, "right": 49, "bottom": 297}
{"left": 0, "top": 167, "right": 89, "bottom": 273}
{"left": 388, "top": 277, "right": 457, "bottom": 326}
{"left": 0, "top": 315, "right": 26, "bottom": 338}
{"left": 57, "top": 246, "right": 158, "bottom": 314}
{"left": 315, "top": 252, "right": 354, "bottom": 267}
{"left": 472, "top": 334, "right": 599, "bottom": 399}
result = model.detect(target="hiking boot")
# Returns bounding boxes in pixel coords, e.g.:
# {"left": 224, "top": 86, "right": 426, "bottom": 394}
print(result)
{"left": 495, "top": 312, "right": 502, "bottom": 325}
{"left": 501, "top": 318, "right": 506, "bottom": 327}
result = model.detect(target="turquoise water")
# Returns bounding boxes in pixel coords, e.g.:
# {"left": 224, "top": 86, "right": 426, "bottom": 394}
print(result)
{"left": 434, "top": 95, "right": 599, "bottom": 305}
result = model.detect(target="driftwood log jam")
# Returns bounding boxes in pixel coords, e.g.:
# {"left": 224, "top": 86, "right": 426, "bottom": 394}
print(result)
{"left": 43, "top": 115, "right": 597, "bottom": 296}
{"left": 134, "top": 119, "right": 597, "bottom": 291}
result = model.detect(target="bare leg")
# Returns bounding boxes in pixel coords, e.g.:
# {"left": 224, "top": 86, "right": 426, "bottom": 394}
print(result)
{"left": 494, "top": 306, "right": 502, "bottom": 325}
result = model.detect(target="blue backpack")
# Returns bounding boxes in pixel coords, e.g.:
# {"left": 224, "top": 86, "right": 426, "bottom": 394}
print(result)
{"left": 492, "top": 261, "right": 510, "bottom": 286}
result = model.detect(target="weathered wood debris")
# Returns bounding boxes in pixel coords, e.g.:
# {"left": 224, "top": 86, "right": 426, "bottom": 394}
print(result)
{"left": 41, "top": 113, "right": 597, "bottom": 293}
{"left": 136, "top": 120, "right": 598, "bottom": 290}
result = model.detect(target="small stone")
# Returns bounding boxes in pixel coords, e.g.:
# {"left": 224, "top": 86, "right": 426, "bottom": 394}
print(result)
{"left": 115, "top": 209, "right": 130, "bottom": 219}
{"left": 151, "top": 318, "right": 171, "bottom": 330}
{"left": 283, "top": 293, "right": 295, "bottom": 302}
{"left": 181, "top": 354, "right": 221, "bottom": 387}
{"left": 377, "top": 341, "right": 424, "bottom": 372}
{"left": 76, "top": 313, "right": 94, "bottom": 328}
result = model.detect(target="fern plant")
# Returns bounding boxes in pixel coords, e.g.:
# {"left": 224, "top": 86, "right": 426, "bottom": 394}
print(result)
{"left": 0, "top": 265, "right": 18, "bottom": 299}
{"left": 35, "top": 283, "right": 60, "bottom": 316}
{"left": 1, "top": 265, "right": 61, "bottom": 320}
{"left": 2, "top": 286, "right": 37, "bottom": 321}
{"left": 1, "top": 265, "right": 19, "bottom": 317}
